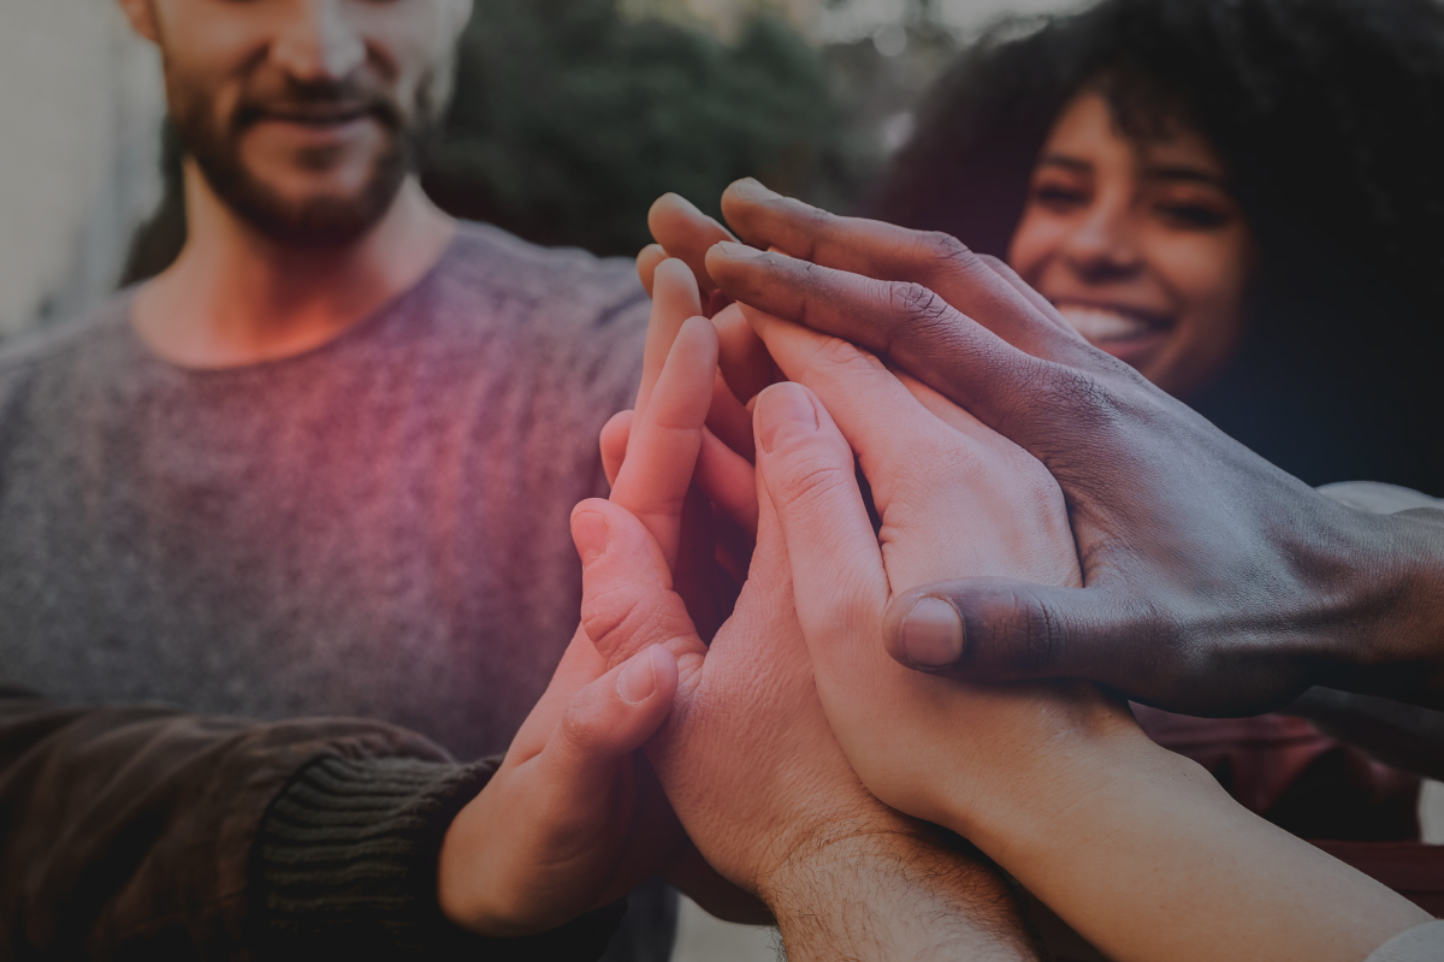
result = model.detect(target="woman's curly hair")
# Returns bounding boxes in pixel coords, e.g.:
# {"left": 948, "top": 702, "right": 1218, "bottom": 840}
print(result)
{"left": 875, "top": 0, "right": 1444, "bottom": 493}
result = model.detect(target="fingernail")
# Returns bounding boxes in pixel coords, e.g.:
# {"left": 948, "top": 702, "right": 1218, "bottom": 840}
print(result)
{"left": 572, "top": 511, "right": 609, "bottom": 567}
{"left": 732, "top": 178, "right": 778, "bottom": 201}
{"left": 618, "top": 647, "right": 659, "bottom": 704}
{"left": 902, "top": 598, "right": 964, "bottom": 667}
{"left": 670, "top": 192, "right": 698, "bottom": 210}
{"left": 716, "top": 241, "right": 764, "bottom": 260}
{"left": 756, "top": 382, "right": 817, "bottom": 453}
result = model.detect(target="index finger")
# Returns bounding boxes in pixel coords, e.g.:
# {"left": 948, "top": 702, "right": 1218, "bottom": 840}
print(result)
{"left": 637, "top": 259, "right": 704, "bottom": 417}
{"left": 706, "top": 243, "right": 1059, "bottom": 444}
{"left": 648, "top": 193, "right": 737, "bottom": 298}
{"left": 612, "top": 316, "right": 718, "bottom": 570}
{"left": 719, "top": 180, "right": 1083, "bottom": 359}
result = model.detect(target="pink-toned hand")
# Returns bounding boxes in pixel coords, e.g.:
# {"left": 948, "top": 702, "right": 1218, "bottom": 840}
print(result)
{"left": 584, "top": 264, "right": 1038, "bottom": 961}
{"left": 434, "top": 258, "right": 749, "bottom": 936}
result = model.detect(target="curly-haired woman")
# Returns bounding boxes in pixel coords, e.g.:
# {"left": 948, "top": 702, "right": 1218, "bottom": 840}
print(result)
{"left": 876, "top": 0, "right": 1444, "bottom": 498}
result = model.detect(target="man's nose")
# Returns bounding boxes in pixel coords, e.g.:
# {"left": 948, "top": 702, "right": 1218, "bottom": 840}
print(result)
{"left": 1061, "top": 202, "right": 1144, "bottom": 282}
{"left": 270, "top": 0, "right": 367, "bottom": 83}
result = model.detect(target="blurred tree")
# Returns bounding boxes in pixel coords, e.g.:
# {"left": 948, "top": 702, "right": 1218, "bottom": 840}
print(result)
{"left": 123, "top": 0, "right": 868, "bottom": 280}
{"left": 425, "top": 0, "right": 865, "bottom": 254}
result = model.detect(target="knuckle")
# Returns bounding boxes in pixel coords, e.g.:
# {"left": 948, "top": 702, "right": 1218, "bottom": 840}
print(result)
{"left": 769, "top": 449, "right": 855, "bottom": 518}
{"left": 1003, "top": 364, "right": 1126, "bottom": 458}
{"left": 811, "top": 330, "right": 882, "bottom": 375}
{"left": 997, "top": 442, "right": 1068, "bottom": 505}
{"left": 884, "top": 283, "right": 962, "bottom": 361}
{"left": 890, "top": 281, "right": 951, "bottom": 326}
{"left": 974, "top": 252, "right": 1007, "bottom": 273}
{"left": 914, "top": 230, "right": 975, "bottom": 272}
{"left": 1021, "top": 593, "right": 1068, "bottom": 674}
{"left": 556, "top": 700, "right": 600, "bottom": 751}
{"left": 783, "top": 317, "right": 886, "bottom": 388}
{"left": 797, "top": 198, "right": 835, "bottom": 234}
{"left": 1044, "top": 368, "right": 1113, "bottom": 421}
{"left": 581, "top": 581, "right": 688, "bottom": 664}
{"left": 831, "top": 574, "right": 883, "bottom": 632}
{"left": 775, "top": 197, "right": 832, "bottom": 263}
{"left": 976, "top": 585, "right": 1067, "bottom": 675}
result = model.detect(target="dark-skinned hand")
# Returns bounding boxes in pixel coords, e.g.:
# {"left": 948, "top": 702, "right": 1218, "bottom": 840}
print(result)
{"left": 651, "top": 179, "right": 1444, "bottom": 717}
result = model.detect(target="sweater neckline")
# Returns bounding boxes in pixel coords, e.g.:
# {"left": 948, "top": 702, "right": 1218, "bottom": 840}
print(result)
{"left": 118, "top": 229, "right": 467, "bottom": 382}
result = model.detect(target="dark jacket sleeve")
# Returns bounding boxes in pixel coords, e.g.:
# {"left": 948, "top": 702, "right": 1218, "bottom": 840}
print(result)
{"left": 0, "top": 685, "right": 624, "bottom": 961}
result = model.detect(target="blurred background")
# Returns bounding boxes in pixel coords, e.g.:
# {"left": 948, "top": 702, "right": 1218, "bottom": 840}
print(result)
{"left": 0, "top": 0, "right": 1078, "bottom": 341}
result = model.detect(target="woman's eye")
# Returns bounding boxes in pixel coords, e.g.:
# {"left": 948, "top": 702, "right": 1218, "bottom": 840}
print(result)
{"left": 1157, "top": 202, "right": 1231, "bottom": 229}
{"left": 1032, "top": 184, "right": 1088, "bottom": 210}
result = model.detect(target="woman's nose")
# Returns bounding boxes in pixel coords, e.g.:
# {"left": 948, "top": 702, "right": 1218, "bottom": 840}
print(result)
{"left": 1060, "top": 203, "right": 1144, "bottom": 282}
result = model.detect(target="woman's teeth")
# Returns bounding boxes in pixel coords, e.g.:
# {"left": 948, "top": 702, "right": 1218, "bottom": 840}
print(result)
{"left": 1055, "top": 305, "right": 1159, "bottom": 343}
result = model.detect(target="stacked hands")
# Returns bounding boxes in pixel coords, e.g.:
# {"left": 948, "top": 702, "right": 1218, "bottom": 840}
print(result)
{"left": 441, "top": 182, "right": 1435, "bottom": 961}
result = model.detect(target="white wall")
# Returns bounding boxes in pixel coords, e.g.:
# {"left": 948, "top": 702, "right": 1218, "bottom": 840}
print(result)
{"left": 0, "top": 0, "right": 165, "bottom": 338}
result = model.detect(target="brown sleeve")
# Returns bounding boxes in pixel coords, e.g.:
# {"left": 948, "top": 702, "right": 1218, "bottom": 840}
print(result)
{"left": 0, "top": 686, "right": 624, "bottom": 961}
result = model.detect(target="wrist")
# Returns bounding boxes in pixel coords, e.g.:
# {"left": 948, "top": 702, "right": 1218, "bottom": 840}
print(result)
{"left": 965, "top": 733, "right": 1429, "bottom": 962}
{"left": 969, "top": 733, "right": 1199, "bottom": 864}
{"left": 759, "top": 827, "right": 1036, "bottom": 962}
{"left": 921, "top": 682, "right": 1156, "bottom": 845}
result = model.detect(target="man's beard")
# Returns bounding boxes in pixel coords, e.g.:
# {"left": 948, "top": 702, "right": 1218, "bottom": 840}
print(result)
{"left": 169, "top": 74, "right": 437, "bottom": 248}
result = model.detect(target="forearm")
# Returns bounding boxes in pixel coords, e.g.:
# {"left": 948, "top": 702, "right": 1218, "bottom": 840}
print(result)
{"left": 759, "top": 830, "right": 1038, "bottom": 962}
{"left": 964, "top": 737, "right": 1429, "bottom": 962}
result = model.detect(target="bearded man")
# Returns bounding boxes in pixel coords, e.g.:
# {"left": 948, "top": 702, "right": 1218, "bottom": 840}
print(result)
{"left": 0, "top": 0, "right": 670, "bottom": 957}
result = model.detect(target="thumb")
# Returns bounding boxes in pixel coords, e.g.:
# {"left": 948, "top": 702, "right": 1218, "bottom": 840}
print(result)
{"left": 884, "top": 579, "right": 1137, "bottom": 687}
{"left": 752, "top": 382, "right": 887, "bottom": 652}
{"left": 573, "top": 498, "right": 708, "bottom": 674}
{"left": 545, "top": 645, "right": 680, "bottom": 779}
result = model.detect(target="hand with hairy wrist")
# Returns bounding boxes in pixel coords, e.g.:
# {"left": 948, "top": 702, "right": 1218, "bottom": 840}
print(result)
{"left": 571, "top": 491, "right": 1036, "bottom": 960}
{"left": 739, "top": 329, "right": 1428, "bottom": 961}
{"left": 762, "top": 831, "right": 1033, "bottom": 962}
{"left": 583, "top": 258, "right": 1037, "bottom": 959}
{"left": 688, "top": 178, "right": 1444, "bottom": 716}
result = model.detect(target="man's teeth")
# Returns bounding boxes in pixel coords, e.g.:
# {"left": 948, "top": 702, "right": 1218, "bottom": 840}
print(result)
{"left": 1056, "top": 305, "right": 1153, "bottom": 343}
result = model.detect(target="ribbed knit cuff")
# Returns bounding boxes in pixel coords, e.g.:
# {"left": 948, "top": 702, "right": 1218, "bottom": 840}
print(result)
{"left": 254, "top": 754, "right": 627, "bottom": 961}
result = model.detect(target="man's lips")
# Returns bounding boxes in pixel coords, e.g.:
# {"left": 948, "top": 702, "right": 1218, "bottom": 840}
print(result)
{"left": 256, "top": 107, "right": 373, "bottom": 127}
{"left": 243, "top": 107, "right": 383, "bottom": 151}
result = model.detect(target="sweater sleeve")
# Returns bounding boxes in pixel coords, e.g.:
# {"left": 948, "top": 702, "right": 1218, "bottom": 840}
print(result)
{"left": 0, "top": 685, "right": 623, "bottom": 961}
{"left": 254, "top": 754, "right": 626, "bottom": 960}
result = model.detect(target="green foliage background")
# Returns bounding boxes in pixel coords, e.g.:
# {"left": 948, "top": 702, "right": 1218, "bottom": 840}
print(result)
{"left": 427, "top": 0, "right": 869, "bottom": 255}
{"left": 123, "top": 0, "right": 871, "bottom": 280}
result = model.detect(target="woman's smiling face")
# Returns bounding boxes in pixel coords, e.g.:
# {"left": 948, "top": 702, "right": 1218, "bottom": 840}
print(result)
{"left": 1008, "top": 88, "right": 1256, "bottom": 397}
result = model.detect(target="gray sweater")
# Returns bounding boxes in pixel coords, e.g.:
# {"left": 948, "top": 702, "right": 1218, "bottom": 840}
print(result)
{"left": 0, "top": 221, "right": 647, "bottom": 763}
{"left": 0, "top": 222, "right": 668, "bottom": 958}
